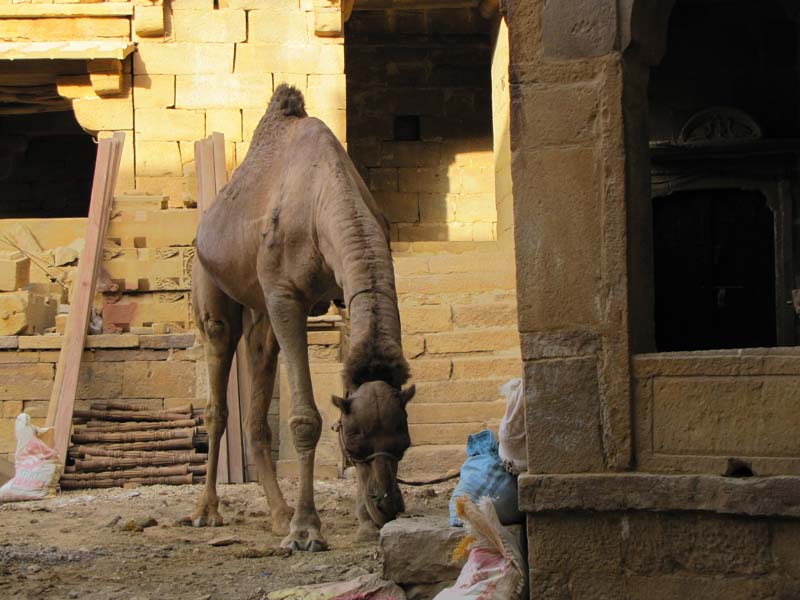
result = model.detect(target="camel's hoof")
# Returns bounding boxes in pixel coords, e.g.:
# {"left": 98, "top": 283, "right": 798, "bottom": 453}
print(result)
{"left": 270, "top": 507, "right": 294, "bottom": 536}
{"left": 281, "top": 530, "right": 329, "bottom": 552}
{"left": 191, "top": 507, "right": 224, "bottom": 528}
{"left": 355, "top": 523, "right": 380, "bottom": 543}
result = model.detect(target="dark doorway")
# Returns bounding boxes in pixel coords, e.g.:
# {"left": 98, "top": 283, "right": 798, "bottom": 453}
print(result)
{"left": 0, "top": 110, "right": 96, "bottom": 218}
{"left": 653, "top": 189, "right": 777, "bottom": 351}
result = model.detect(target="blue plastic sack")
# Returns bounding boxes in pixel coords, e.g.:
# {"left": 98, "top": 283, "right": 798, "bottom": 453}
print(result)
{"left": 449, "top": 430, "right": 522, "bottom": 527}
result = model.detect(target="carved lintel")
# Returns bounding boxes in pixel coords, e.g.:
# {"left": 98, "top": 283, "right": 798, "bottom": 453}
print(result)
{"left": 314, "top": 0, "right": 344, "bottom": 38}
{"left": 678, "top": 107, "right": 763, "bottom": 146}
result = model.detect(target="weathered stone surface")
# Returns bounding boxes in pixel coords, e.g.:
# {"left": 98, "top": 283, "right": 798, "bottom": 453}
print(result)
{"left": 138, "top": 333, "right": 196, "bottom": 350}
{"left": 524, "top": 356, "right": 605, "bottom": 473}
{"left": 77, "top": 362, "right": 124, "bottom": 399}
{"left": 134, "top": 43, "right": 234, "bottom": 75}
{"left": 234, "top": 43, "right": 343, "bottom": 75}
{"left": 0, "top": 363, "right": 53, "bottom": 400}
{"left": 123, "top": 361, "right": 195, "bottom": 398}
{"left": 0, "top": 337, "right": 18, "bottom": 349}
{"left": 410, "top": 422, "right": 485, "bottom": 445}
{"left": 413, "top": 378, "right": 504, "bottom": 404}
{"left": 542, "top": 0, "right": 618, "bottom": 59}
{"left": 407, "top": 399, "right": 505, "bottom": 424}
{"left": 400, "top": 305, "right": 451, "bottom": 334}
{"left": 172, "top": 9, "right": 246, "bottom": 43}
{"left": 408, "top": 358, "right": 451, "bottom": 382}
{"left": 426, "top": 328, "right": 518, "bottom": 354}
{"left": 398, "top": 444, "right": 464, "bottom": 479}
{"left": 528, "top": 512, "right": 622, "bottom": 573}
{"left": 518, "top": 473, "right": 800, "bottom": 518}
{"left": 135, "top": 108, "right": 205, "bottom": 141}
{"left": 205, "top": 108, "right": 242, "bottom": 141}
{"left": 451, "top": 302, "right": 517, "bottom": 329}
{"left": 772, "top": 519, "right": 800, "bottom": 578}
{"left": 451, "top": 356, "right": 521, "bottom": 380}
{"left": 520, "top": 329, "right": 600, "bottom": 360}
{"left": 380, "top": 516, "right": 465, "bottom": 584}
{"left": 625, "top": 574, "right": 779, "bottom": 600}
{"left": 175, "top": 74, "right": 273, "bottom": 109}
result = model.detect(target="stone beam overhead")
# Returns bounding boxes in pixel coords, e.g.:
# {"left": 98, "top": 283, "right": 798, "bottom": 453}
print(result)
{"left": 353, "top": 0, "right": 479, "bottom": 9}
{"left": 0, "top": 4, "right": 133, "bottom": 18}
{"left": 0, "top": 41, "right": 135, "bottom": 61}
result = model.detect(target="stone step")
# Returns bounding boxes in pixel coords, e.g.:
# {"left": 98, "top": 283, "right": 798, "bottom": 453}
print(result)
{"left": 425, "top": 327, "right": 519, "bottom": 354}
{"left": 413, "top": 378, "right": 507, "bottom": 404}
{"left": 407, "top": 399, "right": 506, "bottom": 425}
{"left": 409, "top": 356, "right": 521, "bottom": 383}
{"left": 399, "top": 444, "right": 465, "bottom": 479}
{"left": 396, "top": 270, "right": 516, "bottom": 296}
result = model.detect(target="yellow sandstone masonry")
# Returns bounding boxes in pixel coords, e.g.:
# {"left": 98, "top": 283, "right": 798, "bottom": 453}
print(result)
{"left": 134, "top": 4, "right": 166, "bottom": 38}
{"left": 135, "top": 108, "right": 206, "bottom": 141}
{"left": 234, "top": 43, "right": 343, "bottom": 75}
{"left": 135, "top": 140, "right": 182, "bottom": 177}
{"left": 72, "top": 95, "right": 133, "bottom": 131}
{"left": 133, "top": 43, "right": 235, "bottom": 75}
{"left": 205, "top": 108, "right": 242, "bottom": 141}
{"left": 132, "top": 74, "right": 175, "bottom": 108}
{"left": 418, "top": 193, "right": 458, "bottom": 223}
{"left": 0, "top": 18, "right": 129, "bottom": 41}
{"left": 248, "top": 8, "right": 308, "bottom": 42}
{"left": 454, "top": 193, "right": 497, "bottom": 222}
{"left": 172, "top": 9, "right": 246, "bottom": 43}
{"left": 98, "top": 130, "right": 135, "bottom": 192}
{"left": 175, "top": 73, "right": 273, "bottom": 108}
{"left": 399, "top": 305, "right": 452, "bottom": 334}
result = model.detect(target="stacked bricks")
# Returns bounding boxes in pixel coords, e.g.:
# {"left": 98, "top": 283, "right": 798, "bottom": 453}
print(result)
{"left": 346, "top": 7, "right": 497, "bottom": 243}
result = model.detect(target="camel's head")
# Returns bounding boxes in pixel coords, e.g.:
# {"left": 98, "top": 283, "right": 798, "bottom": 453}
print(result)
{"left": 333, "top": 381, "right": 415, "bottom": 527}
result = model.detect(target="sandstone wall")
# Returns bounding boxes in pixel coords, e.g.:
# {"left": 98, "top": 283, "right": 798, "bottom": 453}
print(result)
{"left": 345, "top": 7, "right": 497, "bottom": 243}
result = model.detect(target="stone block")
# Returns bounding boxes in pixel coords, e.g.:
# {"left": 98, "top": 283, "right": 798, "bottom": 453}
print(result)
{"left": 0, "top": 18, "right": 129, "bottom": 41}
{"left": 0, "top": 363, "right": 53, "bottom": 401}
{"left": 234, "top": 43, "right": 343, "bottom": 75}
{"left": 0, "top": 252, "right": 29, "bottom": 292}
{"left": 451, "top": 356, "right": 521, "bottom": 380}
{"left": 86, "top": 334, "right": 140, "bottom": 349}
{"left": 72, "top": 96, "right": 133, "bottom": 132}
{"left": 418, "top": 193, "right": 457, "bottom": 223}
{"left": 241, "top": 108, "right": 264, "bottom": 140}
{"left": 528, "top": 512, "right": 622, "bottom": 573}
{"left": 2, "top": 400, "right": 22, "bottom": 418}
{"left": 172, "top": 9, "right": 246, "bottom": 43}
{"left": 380, "top": 142, "right": 441, "bottom": 168}
{"left": 135, "top": 141, "right": 182, "bottom": 177}
{"left": 524, "top": 356, "right": 605, "bottom": 473}
{"left": 134, "top": 4, "right": 165, "bottom": 37}
{"left": 512, "top": 82, "right": 600, "bottom": 149}
{"left": 133, "top": 74, "right": 175, "bottom": 109}
{"left": 133, "top": 43, "right": 235, "bottom": 75}
{"left": 248, "top": 8, "right": 308, "bottom": 43}
{"left": 408, "top": 358, "right": 451, "bottom": 382}
{"left": 772, "top": 519, "right": 800, "bottom": 578}
{"left": 398, "top": 444, "right": 464, "bottom": 479}
{"left": 307, "top": 330, "right": 340, "bottom": 345}
{"left": 403, "top": 334, "right": 424, "bottom": 359}
{"left": 393, "top": 256, "right": 429, "bottom": 277}
{"left": 135, "top": 108, "right": 205, "bottom": 141}
{"left": 625, "top": 575, "right": 779, "bottom": 599}
{"left": 457, "top": 167, "right": 494, "bottom": 194}
{"left": 407, "top": 399, "right": 506, "bottom": 425}
{"left": 55, "top": 75, "right": 94, "bottom": 100}
{"left": 380, "top": 516, "right": 465, "bottom": 584}
{"left": 473, "top": 220, "right": 497, "bottom": 242}
{"left": 0, "top": 350, "right": 35, "bottom": 363}
{"left": 0, "top": 290, "right": 57, "bottom": 336}
{"left": 400, "top": 305, "right": 452, "bottom": 334}
{"left": 368, "top": 168, "right": 398, "bottom": 192}
{"left": 314, "top": 5, "right": 343, "bottom": 38}
{"left": 543, "top": 0, "right": 618, "bottom": 59}
{"left": 77, "top": 361, "right": 124, "bottom": 400}
{"left": 122, "top": 360, "right": 195, "bottom": 398}
{"left": 399, "top": 167, "right": 451, "bottom": 194}
{"left": 139, "top": 333, "right": 196, "bottom": 349}
{"left": 0, "top": 337, "right": 18, "bottom": 350}
{"left": 305, "top": 73, "right": 346, "bottom": 112}
{"left": 206, "top": 108, "right": 242, "bottom": 141}
{"left": 520, "top": 329, "right": 601, "bottom": 361}
{"left": 374, "top": 192, "right": 419, "bottom": 224}
{"left": 426, "top": 328, "right": 519, "bottom": 354}
{"left": 175, "top": 74, "right": 273, "bottom": 108}
{"left": 413, "top": 379, "right": 505, "bottom": 404}
{"left": 452, "top": 302, "right": 517, "bottom": 329}
{"left": 453, "top": 194, "right": 496, "bottom": 223}
{"left": 0, "top": 419, "right": 16, "bottom": 453}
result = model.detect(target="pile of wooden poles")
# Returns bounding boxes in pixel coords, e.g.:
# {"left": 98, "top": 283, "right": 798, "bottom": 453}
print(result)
{"left": 63, "top": 401, "right": 208, "bottom": 490}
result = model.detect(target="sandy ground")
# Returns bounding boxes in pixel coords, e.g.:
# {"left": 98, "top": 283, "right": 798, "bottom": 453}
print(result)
{"left": 0, "top": 477, "right": 456, "bottom": 600}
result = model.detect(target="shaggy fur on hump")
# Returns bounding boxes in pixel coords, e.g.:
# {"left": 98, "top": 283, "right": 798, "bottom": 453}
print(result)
{"left": 267, "top": 83, "right": 306, "bottom": 118}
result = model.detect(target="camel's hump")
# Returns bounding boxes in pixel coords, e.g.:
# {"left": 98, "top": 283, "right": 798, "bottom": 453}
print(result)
{"left": 268, "top": 84, "right": 306, "bottom": 118}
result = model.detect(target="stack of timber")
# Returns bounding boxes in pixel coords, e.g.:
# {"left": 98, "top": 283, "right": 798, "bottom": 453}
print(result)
{"left": 63, "top": 400, "right": 208, "bottom": 490}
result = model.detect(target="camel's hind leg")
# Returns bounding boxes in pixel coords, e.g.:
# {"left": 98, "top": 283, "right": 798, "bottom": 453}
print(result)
{"left": 242, "top": 308, "right": 293, "bottom": 535}
{"left": 191, "top": 259, "right": 242, "bottom": 527}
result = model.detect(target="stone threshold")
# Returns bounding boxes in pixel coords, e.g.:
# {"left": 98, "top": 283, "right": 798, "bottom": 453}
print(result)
{"left": 519, "top": 473, "right": 800, "bottom": 518}
{"left": 0, "top": 333, "right": 196, "bottom": 351}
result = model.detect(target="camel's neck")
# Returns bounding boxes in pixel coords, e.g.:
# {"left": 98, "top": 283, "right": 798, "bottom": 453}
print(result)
{"left": 319, "top": 194, "right": 407, "bottom": 391}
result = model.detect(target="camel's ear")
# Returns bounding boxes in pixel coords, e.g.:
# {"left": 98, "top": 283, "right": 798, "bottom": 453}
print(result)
{"left": 400, "top": 384, "right": 416, "bottom": 406}
{"left": 332, "top": 395, "right": 352, "bottom": 414}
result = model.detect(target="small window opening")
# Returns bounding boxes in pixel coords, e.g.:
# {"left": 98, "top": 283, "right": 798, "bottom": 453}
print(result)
{"left": 724, "top": 458, "right": 755, "bottom": 478}
{"left": 393, "top": 115, "right": 420, "bottom": 141}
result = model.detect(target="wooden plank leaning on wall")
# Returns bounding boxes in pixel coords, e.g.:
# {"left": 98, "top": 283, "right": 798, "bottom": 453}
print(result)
{"left": 194, "top": 132, "right": 246, "bottom": 484}
{"left": 46, "top": 132, "right": 125, "bottom": 469}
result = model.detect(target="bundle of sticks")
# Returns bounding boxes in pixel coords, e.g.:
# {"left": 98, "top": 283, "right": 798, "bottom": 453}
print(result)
{"left": 63, "top": 400, "right": 208, "bottom": 490}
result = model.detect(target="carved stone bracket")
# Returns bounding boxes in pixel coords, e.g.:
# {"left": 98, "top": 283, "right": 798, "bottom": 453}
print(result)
{"left": 314, "top": 0, "right": 352, "bottom": 38}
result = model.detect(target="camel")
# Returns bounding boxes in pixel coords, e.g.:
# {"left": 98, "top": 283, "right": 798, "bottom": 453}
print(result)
{"left": 190, "top": 84, "right": 415, "bottom": 551}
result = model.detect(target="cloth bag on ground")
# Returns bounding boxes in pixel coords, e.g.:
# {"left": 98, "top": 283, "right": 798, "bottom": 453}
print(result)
{"left": 449, "top": 429, "right": 522, "bottom": 526}
{"left": 0, "top": 413, "right": 61, "bottom": 502}
{"left": 434, "top": 497, "right": 525, "bottom": 600}
{"left": 498, "top": 378, "right": 527, "bottom": 475}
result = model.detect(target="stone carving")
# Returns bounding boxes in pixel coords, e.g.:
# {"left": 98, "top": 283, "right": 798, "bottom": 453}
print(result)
{"left": 678, "top": 107, "right": 762, "bottom": 146}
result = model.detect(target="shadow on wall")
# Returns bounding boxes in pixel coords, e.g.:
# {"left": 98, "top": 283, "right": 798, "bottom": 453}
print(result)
{"left": 345, "top": 7, "right": 500, "bottom": 243}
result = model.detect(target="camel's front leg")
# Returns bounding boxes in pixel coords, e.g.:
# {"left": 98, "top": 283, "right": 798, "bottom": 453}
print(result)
{"left": 266, "top": 292, "right": 327, "bottom": 552}
{"left": 191, "top": 261, "right": 242, "bottom": 527}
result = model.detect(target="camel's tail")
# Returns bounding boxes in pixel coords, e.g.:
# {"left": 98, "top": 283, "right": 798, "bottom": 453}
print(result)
{"left": 267, "top": 83, "right": 307, "bottom": 118}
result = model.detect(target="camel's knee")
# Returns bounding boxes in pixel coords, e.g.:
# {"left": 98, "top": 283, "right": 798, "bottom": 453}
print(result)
{"left": 288, "top": 412, "right": 321, "bottom": 454}
{"left": 204, "top": 404, "right": 228, "bottom": 434}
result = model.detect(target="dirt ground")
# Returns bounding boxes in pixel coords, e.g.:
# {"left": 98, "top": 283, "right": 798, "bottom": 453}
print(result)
{"left": 0, "top": 477, "right": 457, "bottom": 600}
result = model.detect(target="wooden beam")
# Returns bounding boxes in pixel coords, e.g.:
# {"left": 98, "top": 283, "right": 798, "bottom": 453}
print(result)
{"left": 47, "top": 132, "right": 124, "bottom": 467}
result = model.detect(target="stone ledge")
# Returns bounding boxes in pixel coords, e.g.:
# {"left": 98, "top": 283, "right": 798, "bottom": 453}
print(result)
{"left": 1, "top": 333, "right": 197, "bottom": 352}
{"left": 519, "top": 473, "right": 800, "bottom": 518}
{"left": 0, "top": 4, "right": 133, "bottom": 18}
